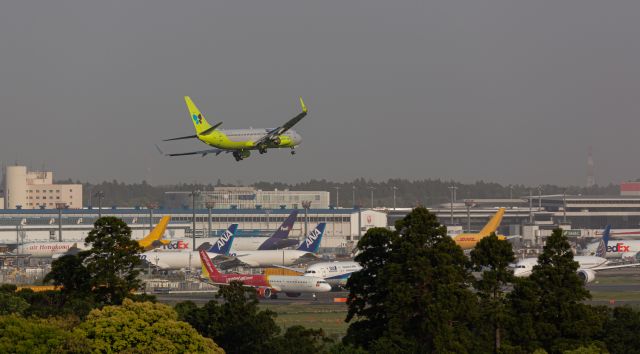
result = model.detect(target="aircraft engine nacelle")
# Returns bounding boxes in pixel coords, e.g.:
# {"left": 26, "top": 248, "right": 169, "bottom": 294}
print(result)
{"left": 278, "top": 136, "right": 292, "bottom": 146}
{"left": 257, "top": 287, "right": 273, "bottom": 299}
{"left": 577, "top": 269, "right": 596, "bottom": 284}
{"left": 270, "top": 137, "right": 282, "bottom": 146}
{"left": 285, "top": 292, "right": 301, "bottom": 298}
{"left": 240, "top": 150, "right": 251, "bottom": 159}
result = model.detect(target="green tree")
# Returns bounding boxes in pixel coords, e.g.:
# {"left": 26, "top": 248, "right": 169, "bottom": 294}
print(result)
{"left": 507, "top": 229, "right": 606, "bottom": 353}
{"left": 44, "top": 254, "right": 92, "bottom": 297}
{"left": 0, "top": 315, "right": 90, "bottom": 353}
{"left": 270, "top": 326, "right": 332, "bottom": 353}
{"left": 77, "top": 299, "right": 222, "bottom": 353}
{"left": 0, "top": 292, "right": 29, "bottom": 316}
{"left": 344, "top": 207, "right": 479, "bottom": 353}
{"left": 176, "top": 282, "right": 281, "bottom": 354}
{"left": 601, "top": 306, "right": 640, "bottom": 354}
{"left": 82, "top": 217, "right": 143, "bottom": 305}
{"left": 470, "top": 233, "right": 515, "bottom": 353}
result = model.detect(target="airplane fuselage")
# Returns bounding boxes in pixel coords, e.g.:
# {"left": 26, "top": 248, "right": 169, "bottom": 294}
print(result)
{"left": 199, "top": 128, "right": 302, "bottom": 151}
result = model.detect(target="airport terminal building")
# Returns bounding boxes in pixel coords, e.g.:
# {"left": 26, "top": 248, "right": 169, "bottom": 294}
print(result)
{"left": 0, "top": 207, "right": 387, "bottom": 253}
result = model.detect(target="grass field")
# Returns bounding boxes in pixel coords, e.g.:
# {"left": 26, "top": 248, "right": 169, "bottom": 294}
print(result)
{"left": 260, "top": 303, "right": 349, "bottom": 339}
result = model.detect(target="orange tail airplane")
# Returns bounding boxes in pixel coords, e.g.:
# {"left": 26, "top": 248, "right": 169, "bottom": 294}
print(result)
{"left": 452, "top": 208, "right": 506, "bottom": 250}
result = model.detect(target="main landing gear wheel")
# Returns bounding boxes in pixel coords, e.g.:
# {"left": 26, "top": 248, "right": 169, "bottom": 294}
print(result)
{"left": 290, "top": 148, "right": 296, "bottom": 155}
{"left": 233, "top": 151, "right": 242, "bottom": 161}
{"left": 259, "top": 147, "right": 268, "bottom": 154}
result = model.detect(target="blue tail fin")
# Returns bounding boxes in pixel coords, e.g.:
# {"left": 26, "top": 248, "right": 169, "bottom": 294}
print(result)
{"left": 208, "top": 224, "right": 237, "bottom": 255}
{"left": 257, "top": 210, "right": 298, "bottom": 250}
{"left": 296, "top": 223, "right": 326, "bottom": 253}
{"left": 595, "top": 225, "right": 611, "bottom": 258}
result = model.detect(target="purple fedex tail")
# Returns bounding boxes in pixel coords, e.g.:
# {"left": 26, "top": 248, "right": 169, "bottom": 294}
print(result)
{"left": 257, "top": 210, "right": 299, "bottom": 250}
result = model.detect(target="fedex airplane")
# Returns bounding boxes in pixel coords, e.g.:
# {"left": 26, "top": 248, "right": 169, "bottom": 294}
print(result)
{"left": 211, "top": 223, "right": 326, "bottom": 269}
{"left": 141, "top": 224, "right": 238, "bottom": 269}
{"left": 159, "top": 96, "right": 307, "bottom": 161}
{"left": 510, "top": 226, "right": 640, "bottom": 283}
{"left": 199, "top": 249, "right": 331, "bottom": 299}
{"left": 20, "top": 216, "right": 172, "bottom": 257}
{"left": 150, "top": 210, "right": 299, "bottom": 252}
{"left": 585, "top": 227, "right": 640, "bottom": 260}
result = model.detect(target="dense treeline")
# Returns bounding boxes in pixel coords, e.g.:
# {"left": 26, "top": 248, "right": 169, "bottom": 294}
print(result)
{"left": 341, "top": 207, "right": 640, "bottom": 353}
{"left": 2, "top": 212, "right": 640, "bottom": 353}
{"left": 60, "top": 178, "right": 620, "bottom": 208}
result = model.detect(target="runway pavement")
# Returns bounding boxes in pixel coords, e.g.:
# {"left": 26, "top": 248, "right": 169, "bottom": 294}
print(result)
{"left": 155, "top": 290, "right": 350, "bottom": 306}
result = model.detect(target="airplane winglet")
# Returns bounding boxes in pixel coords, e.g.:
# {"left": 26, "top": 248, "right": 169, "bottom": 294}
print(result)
{"left": 299, "top": 97, "right": 307, "bottom": 113}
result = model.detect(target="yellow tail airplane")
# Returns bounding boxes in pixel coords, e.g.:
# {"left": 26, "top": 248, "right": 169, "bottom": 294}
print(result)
{"left": 138, "top": 216, "right": 171, "bottom": 251}
{"left": 452, "top": 208, "right": 506, "bottom": 250}
{"left": 158, "top": 96, "right": 307, "bottom": 161}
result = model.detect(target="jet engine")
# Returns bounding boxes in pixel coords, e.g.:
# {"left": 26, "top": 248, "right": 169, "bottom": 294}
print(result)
{"left": 257, "top": 287, "right": 273, "bottom": 299}
{"left": 576, "top": 269, "right": 596, "bottom": 283}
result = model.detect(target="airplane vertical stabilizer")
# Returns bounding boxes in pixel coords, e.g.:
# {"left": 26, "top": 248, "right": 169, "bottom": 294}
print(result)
{"left": 478, "top": 208, "right": 506, "bottom": 236}
{"left": 258, "top": 211, "right": 299, "bottom": 250}
{"left": 595, "top": 225, "right": 611, "bottom": 258}
{"left": 297, "top": 223, "right": 326, "bottom": 253}
{"left": 138, "top": 216, "right": 171, "bottom": 251}
{"left": 185, "top": 96, "right": 214, "bottom": 135}
{"left": 208, "top": 224, "right": 237, "bottom": 255}
{"left": 199, "top": 250, "right": 221, "bottom": 281}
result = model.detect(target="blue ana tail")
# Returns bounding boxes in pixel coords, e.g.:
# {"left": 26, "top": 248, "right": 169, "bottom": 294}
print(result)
{"left": 297, "top": 223, "right": 326, "bottom": 253}
{"left": 208, "top": 224, "right": 237, "bottom": 255}
{"left": 258, "top": 210, "right": 298, "bottom": 250}
{"left": 595, "top": 225, "right": 611, "bottom": 258}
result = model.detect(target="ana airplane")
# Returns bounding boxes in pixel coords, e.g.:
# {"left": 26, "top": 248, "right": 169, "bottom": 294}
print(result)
{"left": 510, "top": 226, "right": 640, "bottom": 283}
{"left": 149, "top": 210, "right": 299, "bottom": 252}
{"left": 20, "top": 216, "right": 172, "bottom": 257}
{"left": 452, "top": 208, "right": 506, "bottom": 250}
{"left": 199, "top": 249, "right": 331, "bottom": 299}
{"left": 159, "top": 96, "right": 307, "bottom": 161}
{"left": 141, "top": 224, "right": 238, "bottom": 269}
{"left": 211, "top": 223, "right": 326, "bottom": 269}
{"left": 303, "top": 261, "right": 362, "bottom": 287}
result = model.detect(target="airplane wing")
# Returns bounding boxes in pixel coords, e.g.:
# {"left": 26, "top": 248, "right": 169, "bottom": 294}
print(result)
{"left": 252, "top": 98, "right": 307, "bottom": 146}
{"left": 592, "top": 263, "right": 640, "bottom": 271}
{"left": 293, "top": 252, "right": 320, "bottom": 265}
{"left": 155, "top": 144, "right": 230, "bottom": 157}
{"left": 270, "top": 264, "right": 305, "bottom": 274}
{"left": 216, "top": 257, "right": 259, "bottom": 270}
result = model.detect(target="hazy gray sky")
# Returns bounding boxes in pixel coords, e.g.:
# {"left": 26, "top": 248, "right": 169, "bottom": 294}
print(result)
{"left": 1, "top": 0, "right": 639, "bottom": 186}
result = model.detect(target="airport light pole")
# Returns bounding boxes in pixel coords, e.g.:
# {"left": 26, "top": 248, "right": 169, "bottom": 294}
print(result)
{"left": 191, "top": 190, "right": 201, "bottom": 251}
{"left": 392, "top": 186, "right": 398, "bottom": 210}
{"left": 352, "top": 185, "right": 356, "bottom": 209}
{"left": 537, "top": 186, "right": 542, "bottom": 211}
{"left": 528, "top": 190, "right": 533, "bottom": 224}
{"left": 333, "top": 186, "right": 340, "bottom": 208}
{"left": 448, "top": 185, "right": 458, "bottom": 225}
{"left": 205, "top": 201, "right": 215, "bottom": 238}
{"left": 94, "top": 191, "right": 104, "bottom": 219}
{"left": 56, "top": 203, "right": 67, "bottom": 242}
{"left": 369, "top": 186, "right": 375, "bottom": 209}
{"left": 147, "top": 203, "right": 157, "bottom": 235}
{"left": 563, "top": 191, "right": 567, "bottom": 223}
{"left": 302, "top": 200, "right": 312, "bottom": 238}
{"left": 464, "top": 200, "right": 475, "bottom": 233}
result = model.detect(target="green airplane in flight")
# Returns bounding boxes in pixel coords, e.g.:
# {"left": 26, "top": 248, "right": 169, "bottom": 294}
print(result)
{"left": 160, "top": 96, "right": 307, "bottom": 161}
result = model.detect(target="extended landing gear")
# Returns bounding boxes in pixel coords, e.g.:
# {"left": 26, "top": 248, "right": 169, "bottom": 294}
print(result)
{"left": 233, "top": 150, "right": 251, "bottom": 161}
{"left": 233, "top": 151, "right": 242, "bottom": 161}
{"left": 290, "top": 147, "right": 296, "bottom": 155}
{"left": 258, "top": 146, "right": 268, "bottom": 154}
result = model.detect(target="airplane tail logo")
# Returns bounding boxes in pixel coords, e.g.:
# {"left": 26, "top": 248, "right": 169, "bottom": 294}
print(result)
{"left": 185, "top": 96, "right": 214, "bottom": 135}
{"left": 297, "top": 223, "right": 326, "bottom": 253}
{"left": 199, "top": 249, "right": 221, "bottom": 281}
{"left": 595, "top": 225, "right": 611, "bottom": 258}
{"left": 208, "top": 224, "right": 237, "bottom": 255}
{"left": 258, "top": 211, "right": 298, "bottom": 250}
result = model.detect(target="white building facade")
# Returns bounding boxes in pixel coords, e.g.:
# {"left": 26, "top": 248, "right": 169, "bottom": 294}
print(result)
{"left": 4, "top": 166, "right": 82, "bottom": 210}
